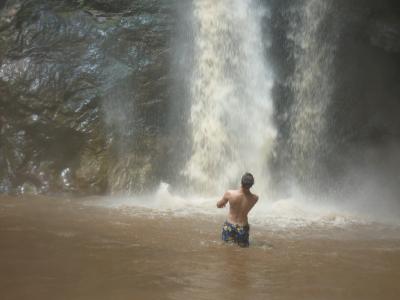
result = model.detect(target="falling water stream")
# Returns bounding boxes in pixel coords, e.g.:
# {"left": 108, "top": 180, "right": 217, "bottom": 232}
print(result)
{"left": 183, "top": 0, "right": 276, "bottom": 195}
{"left": 287, "top": 0, "right": 336, "bottom": 188}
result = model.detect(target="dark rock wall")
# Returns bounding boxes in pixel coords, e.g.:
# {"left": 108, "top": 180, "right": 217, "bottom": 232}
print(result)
{"left": 0, "top": 0, "right": 179, "bottom": 195}
{"left": 325, "top": 0, "right": 400, "bottom": 206}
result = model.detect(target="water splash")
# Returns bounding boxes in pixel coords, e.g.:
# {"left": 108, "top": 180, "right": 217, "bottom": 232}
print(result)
{"left": 184, "top": 0, "right": 276, "bottom": 195}
{"left": 84, "top": 182, "right": 389, "bottom": 229}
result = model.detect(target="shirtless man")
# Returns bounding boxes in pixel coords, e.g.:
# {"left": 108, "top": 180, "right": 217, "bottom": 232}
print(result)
{"left": 217, "top": 173, "right": 258, "bottom": 247}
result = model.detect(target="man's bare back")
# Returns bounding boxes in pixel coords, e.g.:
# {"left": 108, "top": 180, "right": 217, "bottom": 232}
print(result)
{"left": 217, "top": 173, "right": 258, "bottom": 247}
{"left": 217, "top": 188, "right": 258, "bottom": 225}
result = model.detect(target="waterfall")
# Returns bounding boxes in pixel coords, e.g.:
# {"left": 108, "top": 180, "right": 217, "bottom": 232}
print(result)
{"left": 287, "top": 0, "right": 336, "bottom": 189}
{"left": 183, "top": 0, "right": 276, "bottom": 195}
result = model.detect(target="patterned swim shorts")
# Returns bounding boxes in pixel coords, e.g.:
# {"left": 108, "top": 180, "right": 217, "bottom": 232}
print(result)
{"left": 222, "top": 221, "right": 250, "bottom": 247}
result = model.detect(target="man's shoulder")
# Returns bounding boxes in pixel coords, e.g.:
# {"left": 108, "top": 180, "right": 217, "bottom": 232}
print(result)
{"left": 225, "top": 189, "right": 241, "bottom": 200}
{"left": 226, "top": 189, "right": 240, "bottom": 194}
{"left": 252, "top": 193, "right": 259, "bottom": 202}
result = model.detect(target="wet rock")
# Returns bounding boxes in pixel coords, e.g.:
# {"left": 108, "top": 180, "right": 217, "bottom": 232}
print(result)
{"left": 17, "top": 181, "right": 38, "bottom": 195}
{"left": 75, "top": 141, "right": 108, "bottom": 194}
{"left": 83, "top": 0, "right": 133, "bottom": 13}
{"left": 0, "top": 0, "right": 176, "bottom": 195}
{"left": 369, "top": 17, "right": 400, "bottom": 53}
{"left": 108, "top": 153, "right": 155, "bottom": 195}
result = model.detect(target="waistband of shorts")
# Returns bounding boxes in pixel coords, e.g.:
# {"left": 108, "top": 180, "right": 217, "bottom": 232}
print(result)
{"left": 224, "top": 220, "right": 250, "bottom": 229}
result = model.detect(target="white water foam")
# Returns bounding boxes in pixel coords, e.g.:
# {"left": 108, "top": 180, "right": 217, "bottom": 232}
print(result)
{"left": 84, "top": 182, "right": 381, "bottom": 229}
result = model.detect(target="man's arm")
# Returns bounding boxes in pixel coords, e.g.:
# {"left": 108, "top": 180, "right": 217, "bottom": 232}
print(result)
{"left": 250, "top": 195, "right": 259, "bottom": 209}
{"left": 217, "top": 192, "right": 229, "bottom": 208}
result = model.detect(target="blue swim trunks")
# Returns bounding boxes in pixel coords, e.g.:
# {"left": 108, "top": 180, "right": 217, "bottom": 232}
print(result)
{"left": 222, "top": 221, "right": 250, "bottom": 247}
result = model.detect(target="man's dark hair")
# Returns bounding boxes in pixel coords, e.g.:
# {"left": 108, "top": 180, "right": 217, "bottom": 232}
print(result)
{"left": 241, "top": 172, "right": 254, "bottom": 189}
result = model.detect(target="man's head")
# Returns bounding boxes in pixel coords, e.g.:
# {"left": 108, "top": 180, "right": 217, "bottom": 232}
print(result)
{"left": 241, "top": 172, "right": 254, "bottom": 189}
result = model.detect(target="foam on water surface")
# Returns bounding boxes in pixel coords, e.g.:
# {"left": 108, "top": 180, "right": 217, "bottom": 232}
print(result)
{"left": 84, "top": 182, "right": 397, "bottom": 230}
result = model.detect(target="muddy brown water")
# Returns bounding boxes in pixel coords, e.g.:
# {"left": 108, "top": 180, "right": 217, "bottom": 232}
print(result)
{"left": 1, "top": 196, "right": 400, "bottom": 300}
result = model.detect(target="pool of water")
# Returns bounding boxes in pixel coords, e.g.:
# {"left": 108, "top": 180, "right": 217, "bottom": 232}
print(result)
{"left": 1, "top": 196, "right": 399, "bottom": 300}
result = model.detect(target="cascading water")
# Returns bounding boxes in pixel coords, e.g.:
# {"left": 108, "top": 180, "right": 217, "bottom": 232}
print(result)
{"left": 183, "top": 0, "right": 276, "bottom": 195}
{"left": 287, "top": 0, "right": 336, "bottom": 190}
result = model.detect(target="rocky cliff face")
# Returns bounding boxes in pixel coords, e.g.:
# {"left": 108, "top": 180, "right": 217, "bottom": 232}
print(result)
{"left": 0, "top": 0, "right": 177, "bottom": 195}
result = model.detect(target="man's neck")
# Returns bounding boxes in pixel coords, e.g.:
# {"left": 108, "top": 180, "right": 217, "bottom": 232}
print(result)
{"left": 240, "top": 187, "right": 251, "bottom": 195}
